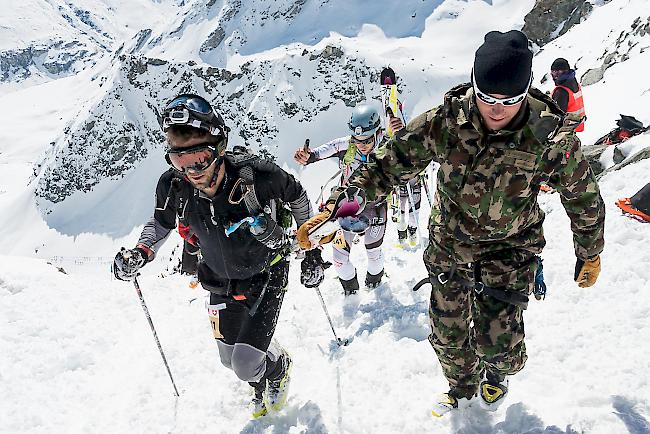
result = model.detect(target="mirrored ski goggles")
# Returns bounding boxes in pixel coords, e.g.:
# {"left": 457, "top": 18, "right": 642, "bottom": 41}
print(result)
{"left": 166, "top": 95, "right": 212, "bottom": 114}
{"left": 472, "top": 70, "right": 532, "bottom": 106}
{"left": 162, "top": 95, "right": 227, "bottom": 137}
{"left": 350, "top": 135, "right": 375, "bottom": 145}
{"left": 165, "top": 143, "right": 220, "bottom": 173}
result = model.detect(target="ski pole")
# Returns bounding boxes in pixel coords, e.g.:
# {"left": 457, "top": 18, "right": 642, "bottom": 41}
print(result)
{"left": 420, "top": 172, "right": 433, "bottom": 207}
{"left": 313, "top": 286, "right": 349, "bottom": 346}
{"left": 133, "top": 276, "right": 180, "bottom": 396}
{"left": 315, "top": 169, "right": 344, "bottom": 209}
{"left": 304, "top": 138, "right": 310, "bottom": 152}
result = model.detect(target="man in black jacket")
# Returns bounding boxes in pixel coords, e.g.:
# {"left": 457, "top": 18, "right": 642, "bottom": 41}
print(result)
{"left": 113, "top": 94, "right": 325, "bottom": 418}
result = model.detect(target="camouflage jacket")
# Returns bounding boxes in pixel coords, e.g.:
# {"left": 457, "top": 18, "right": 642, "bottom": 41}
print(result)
{"left": 345, "top": 83, "right": 605, "bottom": 261}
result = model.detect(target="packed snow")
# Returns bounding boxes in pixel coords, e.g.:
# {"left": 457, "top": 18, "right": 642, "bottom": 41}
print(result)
{"left": 1, "top": 0, "right": 650, "bottom": 433}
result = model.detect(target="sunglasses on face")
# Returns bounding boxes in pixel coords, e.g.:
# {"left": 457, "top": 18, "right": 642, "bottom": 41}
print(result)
{"left": 350, "top": 135, "right": 375, "bottom": 145}
{"left": 550, "top": 70, "right": 566, "bottom": 80}
{"left": 472, "top": 70, "right": 532, "bottom": 106}
{"left": 165, "top": 143, "right": 220, "bottom": 173}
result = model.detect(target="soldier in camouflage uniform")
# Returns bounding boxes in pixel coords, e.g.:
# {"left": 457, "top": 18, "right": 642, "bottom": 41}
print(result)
{"left": 297, "top": 30, "right": 605, "bottom": 416}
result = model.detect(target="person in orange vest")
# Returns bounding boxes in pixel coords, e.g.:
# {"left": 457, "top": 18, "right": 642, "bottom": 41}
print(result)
{"left": 550, "top": 58, "right": 586, "bottom": 132}
{"left": 540, "top": 58, "right": 588, "bottom": 192}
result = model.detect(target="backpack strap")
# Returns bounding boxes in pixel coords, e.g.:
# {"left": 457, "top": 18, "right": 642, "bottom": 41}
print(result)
{"left": 169, "top": 175, "right": 194, "bottom": 223}
{"left": 225, "top": 146, "right": 277, "bottom": 219}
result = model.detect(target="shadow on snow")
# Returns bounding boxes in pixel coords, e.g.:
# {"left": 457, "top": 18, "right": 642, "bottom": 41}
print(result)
{"left": 240, "top": 400, "right": 329, "bottom": 434}
{"left": 352, "top": 281, "right": 429, "bottom": 341}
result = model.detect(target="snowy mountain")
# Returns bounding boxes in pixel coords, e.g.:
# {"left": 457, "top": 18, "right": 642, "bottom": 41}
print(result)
{"left": 1, "top": 0, "right": 650, "bottom": 433}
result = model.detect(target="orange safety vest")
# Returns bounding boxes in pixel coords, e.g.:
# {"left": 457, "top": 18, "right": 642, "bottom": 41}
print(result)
{"left": 553, "top": 84, "right": 586, "bottom": 132}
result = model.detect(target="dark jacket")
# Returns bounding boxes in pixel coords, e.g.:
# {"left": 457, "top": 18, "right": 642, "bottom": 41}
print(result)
{"left": 551, "top": 70, "right": 580, "bottom": 112}
{"left": 144, "top": 158, "right": 308, "bottom": 280}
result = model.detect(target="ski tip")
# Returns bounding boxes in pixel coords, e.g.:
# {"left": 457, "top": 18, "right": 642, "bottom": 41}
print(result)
{"left": 380, "top": 67, "right": 396, "bottom": 86}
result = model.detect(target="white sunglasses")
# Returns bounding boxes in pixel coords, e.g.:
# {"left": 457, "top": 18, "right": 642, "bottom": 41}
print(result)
{"left": 472, "top": 70, "right": 532, "bottom": 106}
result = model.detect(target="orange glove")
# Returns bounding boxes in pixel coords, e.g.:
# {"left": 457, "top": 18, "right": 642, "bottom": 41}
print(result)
{"left": 574, "top": 255, "right": 601, "bottom": 288}
{"left": 297, "top": 204, "right": 334, "bottom": 250}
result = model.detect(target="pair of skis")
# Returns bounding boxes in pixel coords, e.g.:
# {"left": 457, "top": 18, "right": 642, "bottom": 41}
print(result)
{"left": 381, "top": 67, "right": 425, "bottom": 248}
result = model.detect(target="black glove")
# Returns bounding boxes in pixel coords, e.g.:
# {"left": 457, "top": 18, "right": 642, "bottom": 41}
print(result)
{"left": 113, "top": 247, "right": 148, "bottom": 281}
{"left": 306, "top": 151, "right": 317, "bottom": 164}
{"left": 300, "top": 249, "right": 325, "bottom": 288}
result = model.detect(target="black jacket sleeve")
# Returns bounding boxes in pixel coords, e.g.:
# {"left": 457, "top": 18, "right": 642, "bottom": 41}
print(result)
{"left": 152, "top": 170, "right": 181, "bottom": 229}
{"left": 552, "top": 87, "right": 570, "bottom": 112}
{"left": 135, "top": 170, "right": 179, "bottom": 256}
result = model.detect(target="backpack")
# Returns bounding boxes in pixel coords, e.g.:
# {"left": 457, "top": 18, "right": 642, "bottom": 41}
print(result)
{"left": 594, "top": 114, "right": 648, "bottom": 146}
{"left": 170, "top": 145, "right": 292, "bottom": 239}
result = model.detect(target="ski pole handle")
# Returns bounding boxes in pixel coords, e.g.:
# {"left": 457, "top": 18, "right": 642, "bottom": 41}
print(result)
{"left": 304, "top": 139, "right": 310, "bottom": 152}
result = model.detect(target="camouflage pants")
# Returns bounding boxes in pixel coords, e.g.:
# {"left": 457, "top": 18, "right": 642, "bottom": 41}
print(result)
{"left": 424, "top": 236, "right": 540, "bottom": 398}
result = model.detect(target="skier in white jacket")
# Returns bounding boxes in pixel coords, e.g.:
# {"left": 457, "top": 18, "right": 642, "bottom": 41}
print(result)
{"left": 294, "top": 104, "right": 395, "bottom": 294}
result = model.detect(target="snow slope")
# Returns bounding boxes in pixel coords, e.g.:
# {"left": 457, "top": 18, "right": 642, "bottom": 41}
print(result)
{"left": 2, "top": 0, "right": 650, "bottom": 433}
{"left": 2, "top": 156, "right": 649, "bottom": 433}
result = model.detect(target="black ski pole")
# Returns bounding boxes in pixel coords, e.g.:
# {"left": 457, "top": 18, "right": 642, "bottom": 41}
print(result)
{"left": 133, "top": 276, "right": 180, "bottom": 396}
{"left": 313, "top": 285, "right": 349, "bottom": 346}
{"left": 420, "top": 172, "right": 433, "bottom": 207}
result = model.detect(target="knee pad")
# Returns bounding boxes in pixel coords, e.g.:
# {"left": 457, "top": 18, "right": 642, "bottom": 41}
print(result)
{"left": 231, "top": 343, "right": 267, "bottom": 383}
{"left": 216, "top": 341, "right": 234, "bottom": 370}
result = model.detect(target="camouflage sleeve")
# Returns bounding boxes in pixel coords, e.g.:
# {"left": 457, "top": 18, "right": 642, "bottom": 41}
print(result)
{"left": 547, "top": 132, "right": 605, "bottom": 260}
{"left": 343, "top": 107, "right": 445, "bottom": 202}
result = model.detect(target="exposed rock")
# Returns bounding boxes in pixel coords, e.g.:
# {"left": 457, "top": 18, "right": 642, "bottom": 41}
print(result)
{"left": 583, "top": 144, "right": 608, "bottom": 176}
{"left": 599, "top": 145, "right": 650, "bottom": 178}
{"left": 581, "top": 64, "right": 607, "bottom": 86}
{"left": 0, "top": 40, "right": 96, "bottom": 83}
{"left": 309, "top": 45, "right": 344, "bottom": 61}
{"left": 200, "top": 27, "right": 226, "bottom": 53}
{"left": 523, "top": 0, "right": 595, "bottom": 47}
{"left": 131, "top": 29, "right": 153, "bottom": 54}
{"left": 613, "top": 146, "right": 626, "bottom": 165}
{"left": 580, "top": 15, "right": 650, "bottom": 85}
{"left": 271, "top": 0, "right": 307, "bottom": 21}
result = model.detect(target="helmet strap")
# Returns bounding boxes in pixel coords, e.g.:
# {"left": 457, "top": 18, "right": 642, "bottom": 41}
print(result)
{"left": 208, "top": 156, "right": 225, "bottom": 188}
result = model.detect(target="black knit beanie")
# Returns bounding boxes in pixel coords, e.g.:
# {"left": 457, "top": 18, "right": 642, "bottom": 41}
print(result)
{"left": 551, "top": 57, "right": 571, "bottom": 71}
{"left": 473, "top": 30, "right": 533, "bottom": 97}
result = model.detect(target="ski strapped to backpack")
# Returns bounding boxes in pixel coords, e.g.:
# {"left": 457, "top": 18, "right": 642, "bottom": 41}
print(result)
{"left": 380, "top": 67, "right": 407, "bottom": 138}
